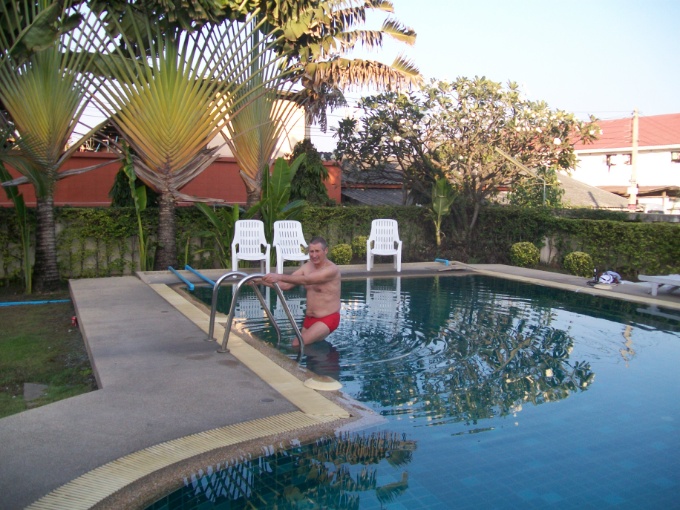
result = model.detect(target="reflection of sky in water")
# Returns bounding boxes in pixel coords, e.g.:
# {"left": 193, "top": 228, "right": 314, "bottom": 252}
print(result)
{"left": 185, "top": 275, "right": 680, "bottom": 509}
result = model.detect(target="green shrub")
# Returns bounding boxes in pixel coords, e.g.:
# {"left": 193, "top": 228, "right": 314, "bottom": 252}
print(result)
{"left": 563, "top": 251, "right": 594, "bottom": 277}
{"left": 329, "top": 243, "right": 352, "bottom": 265}
{"left": 509, "top": 242, "right": 540, "bottom": 268}
{"left": 351, "top": 235, "right": 368, "bottom": 260}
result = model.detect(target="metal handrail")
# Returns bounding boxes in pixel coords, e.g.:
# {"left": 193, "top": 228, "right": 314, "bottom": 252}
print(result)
{"left": 270, "top": 282, "right": 306, "bottom": 359}
{"left": 210, "top": 272, "right": 305, "bottom": 357}
{"left": 207, "top": 271, "right": 247, "bottom": 341}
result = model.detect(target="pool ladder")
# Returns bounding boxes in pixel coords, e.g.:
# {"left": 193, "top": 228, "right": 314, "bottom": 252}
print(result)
{"left": 207, "top": 272, "right": 305, "bottom": 358}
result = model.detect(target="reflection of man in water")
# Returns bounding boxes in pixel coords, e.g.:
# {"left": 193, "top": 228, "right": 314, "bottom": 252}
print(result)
{"left": 262, "top": 236, "right": 341, "bottom": 347}
{"left": 304, "top": 340, "right": 341, "bottom": 380}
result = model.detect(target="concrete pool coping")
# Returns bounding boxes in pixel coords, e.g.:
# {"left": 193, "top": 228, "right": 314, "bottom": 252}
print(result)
{"left": 1, "top": 263, "right": 678, "bottom": 510}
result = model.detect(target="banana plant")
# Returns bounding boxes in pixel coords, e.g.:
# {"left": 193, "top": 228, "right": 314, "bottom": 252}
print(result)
{"left": 0, "top": 162, "right": 31, "bottom": 293}
{"left": 431, "top": 177, "right": 456, "bottom": 248}
{"left": 120, "top": 144, "right": 152, "bottom": 272}
{"left": 194, "top": 203, "right": 240, "bottom": 268}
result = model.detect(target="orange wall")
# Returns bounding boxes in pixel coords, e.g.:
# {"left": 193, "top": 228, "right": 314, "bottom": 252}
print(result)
{"left": 0, "top": 152, "right": 341, "bottom": 207}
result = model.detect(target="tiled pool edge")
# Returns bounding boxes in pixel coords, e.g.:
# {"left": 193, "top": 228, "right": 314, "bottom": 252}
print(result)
{"left": 26, "top": 283, "right": 354, "bottom": 510}
{"left": 26, "top": 412, "right": 341, "bottom": 510}
{"left": 26, "top": 265, "right": 679, "bottom": 509}
{"left": 473, "top": 266, "right": 680, "bottom": 311}
{"left": 148, "top": 284, "right": 352, "bottom": 420}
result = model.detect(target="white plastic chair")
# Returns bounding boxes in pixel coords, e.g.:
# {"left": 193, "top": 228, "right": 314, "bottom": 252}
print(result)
{"left": 231, "top": 220, "right": 271, "bottom": 274}
{"left": 274, "top": 293, "right": 306, "bottom": 323}
{"left": 367, "top": 219, "right": 402, "bottom": 272}
{"left": 273, "top": 220, "right": 309, "bottom": 273}
{"left": 365, "top": 277, "right": 402, "bottom": 338}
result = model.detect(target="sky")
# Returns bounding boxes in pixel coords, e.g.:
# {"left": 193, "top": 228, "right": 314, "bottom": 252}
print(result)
{"left": 310, "top": 0, "right": 680, "bottom": 152}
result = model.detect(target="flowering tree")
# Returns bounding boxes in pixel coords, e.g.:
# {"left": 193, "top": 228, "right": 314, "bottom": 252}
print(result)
{"left": 335, "top": 77, "right": 599, "bottom": 250}
{"left": 335, "top": 91, "right": 437, "bottom": 204}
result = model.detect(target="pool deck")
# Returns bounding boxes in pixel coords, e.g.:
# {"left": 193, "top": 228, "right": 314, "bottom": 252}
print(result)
{"left": 1, "top": 262, "right": 679, "bottom": 510}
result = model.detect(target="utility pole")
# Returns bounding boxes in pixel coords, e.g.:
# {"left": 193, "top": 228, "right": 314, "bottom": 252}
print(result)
{"left": 628, "top": 109, "right": 639, "bottom": 210}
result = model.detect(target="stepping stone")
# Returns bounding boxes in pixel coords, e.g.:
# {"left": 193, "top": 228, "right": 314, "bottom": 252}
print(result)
{"left": 23, "top": 383, "right": 48, "bottom": 403}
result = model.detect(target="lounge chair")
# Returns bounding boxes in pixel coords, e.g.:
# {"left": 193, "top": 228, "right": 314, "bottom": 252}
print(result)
{"left": 231, "top": 220, "right": 271, "bottom": 274}
{"left": 367, "top": 219, "right": 402, "bottom": 272}
{"left": 637, "top": 274, "right": 680, "bottom": 296}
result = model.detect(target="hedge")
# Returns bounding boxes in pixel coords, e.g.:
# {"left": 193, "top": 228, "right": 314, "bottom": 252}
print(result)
{"left": 0, "top": 206, "right": 677, "bottom": 284}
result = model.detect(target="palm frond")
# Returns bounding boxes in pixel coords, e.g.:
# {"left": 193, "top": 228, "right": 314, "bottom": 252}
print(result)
{"left": 78, "top": 10, "right": 293, "bottom": 195}
{"left": 388, "top": 54, "right": 421, "bottom": 82}
{"left": 304, "top": 57, "right": 421, "bottom": 92}
{"left": 0, "top": 1, "right": 83, "bottom": 62}
{"left": 381, "top": 18, "right": 416, "bottom": 45}
{"left": 0, "top": 5, "right": 97, "bottom": 194}
{"left": 219, "top": 30, "right": 303, "bottom": 183}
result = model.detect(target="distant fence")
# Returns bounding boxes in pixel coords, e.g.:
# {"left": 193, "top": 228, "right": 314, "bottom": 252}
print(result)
{"left": 0, "top": 152, "right": 342, "bottom": 207}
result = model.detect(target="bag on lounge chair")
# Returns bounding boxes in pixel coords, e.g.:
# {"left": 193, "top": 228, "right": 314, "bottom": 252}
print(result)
{"left": 598, "top": 271, "right": 621, "bottom": 284}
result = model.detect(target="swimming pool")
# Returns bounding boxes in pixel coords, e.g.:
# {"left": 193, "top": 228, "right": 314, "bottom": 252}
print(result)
{"left": 149, "top": 274, "right": 680, "bottom": 509}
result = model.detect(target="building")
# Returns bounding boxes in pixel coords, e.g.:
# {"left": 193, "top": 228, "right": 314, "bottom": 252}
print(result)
{"left": 341, "top": 161, "right": 630, "bottom": 210}
{"left": 572, "top": 113, "right": 680, "bottom": 213}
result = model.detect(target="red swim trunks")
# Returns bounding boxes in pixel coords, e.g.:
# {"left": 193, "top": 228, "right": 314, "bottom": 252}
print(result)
{"left": 302, "top": 312, "right": 341, "bottom": 333}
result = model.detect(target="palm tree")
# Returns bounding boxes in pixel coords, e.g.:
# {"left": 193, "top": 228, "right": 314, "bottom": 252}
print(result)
{"left": 284, "top": 0, "right": 422, "bottom": 126}
{"left": 227, "top": 0, "right": 422, "bottom": 206}
{"left": 214, "top": 30, "right": 303, "bottom": 207}
{"left": 89, "top": 1, "right": 420, "bottom": 210}
{"left": 0, "top": 2, "right": 111, "bottom": 291}
{"left": 79, "top": 9, "right": 296, "bottom": 269}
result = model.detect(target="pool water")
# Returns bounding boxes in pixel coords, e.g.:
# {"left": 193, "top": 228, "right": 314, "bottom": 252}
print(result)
{"left": 149, "top": 275, "right": 680, "bottom": 509}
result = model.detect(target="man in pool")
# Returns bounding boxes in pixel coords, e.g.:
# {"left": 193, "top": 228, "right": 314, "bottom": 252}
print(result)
{"left": 261, "top": 236, "right": 341, "bottom": 347}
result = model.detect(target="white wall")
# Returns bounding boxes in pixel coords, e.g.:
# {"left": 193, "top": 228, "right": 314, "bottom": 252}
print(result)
{"left": 207, "top": 103, "right": 306, "bottom": 159}
{"left": 573, "top": 148, "right": 680, "bottom": 187}
{"left": 572, "top": 147, "right": 680, "bottom": 213}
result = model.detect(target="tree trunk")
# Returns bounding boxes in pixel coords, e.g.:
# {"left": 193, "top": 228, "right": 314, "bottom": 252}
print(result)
{"left": 33, "top": 194, "right": 60, "bottom": 291}
{"left": 241, "top": 170, "right": 262, "bottom": 209}
{"left": 153, "top": 191, "right": 177, "bottom": 270}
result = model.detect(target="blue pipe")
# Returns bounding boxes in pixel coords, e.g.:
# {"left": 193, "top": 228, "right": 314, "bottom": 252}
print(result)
{"left": 434, "top": 258, "right": 450, "bottom": 266}
{"left": 168, "top": 266, "right": 194, "bottom": 291}
{"left": 185, "top": 265, "right": 216, "bottom": 287}
{"left": 0, "top": 299, "right": 70, "bottom": 307}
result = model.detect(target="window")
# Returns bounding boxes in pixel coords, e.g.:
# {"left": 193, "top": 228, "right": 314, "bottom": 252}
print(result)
{"left": 606, "top": 154, "right": 631, "bottom": 167}
{"left": 671, "top": 151, "right": 680, "bottom": 163}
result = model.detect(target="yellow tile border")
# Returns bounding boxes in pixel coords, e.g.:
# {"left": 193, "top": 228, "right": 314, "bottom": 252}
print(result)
{"left": 27, "top": 284, "right": 352, "bottom": 510}
{"left": 149, "top": 284, "right": 350, "bottom": 419}
{"left": 27, "top": 411, "right": 337, "bottom": 510}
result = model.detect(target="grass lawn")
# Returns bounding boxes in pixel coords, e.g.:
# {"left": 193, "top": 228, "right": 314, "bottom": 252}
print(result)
{"left": 0, "top": 283, "right": 97, "bottom": 418}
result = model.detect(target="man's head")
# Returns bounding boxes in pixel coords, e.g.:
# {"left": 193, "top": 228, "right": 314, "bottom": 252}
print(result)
{"left": 308, "top": 236, "right": 329, "bottom": 264}
{"left": 309, "top": 236, "right": 328, "bottom": 249}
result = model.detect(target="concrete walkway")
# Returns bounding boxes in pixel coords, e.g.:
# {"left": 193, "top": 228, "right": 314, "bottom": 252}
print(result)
{"left": 1, "top": 263, "right": 678, "bottom": 510}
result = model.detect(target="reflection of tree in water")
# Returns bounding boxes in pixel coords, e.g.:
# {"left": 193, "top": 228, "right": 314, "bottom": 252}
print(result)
{"left": 353, "top": 276, "right": 595, "bottom": 424}
{"left": 154, "top": 432, "right": 416, "bottom": 509}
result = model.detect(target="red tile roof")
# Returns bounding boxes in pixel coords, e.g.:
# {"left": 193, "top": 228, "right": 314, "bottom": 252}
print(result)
{"left": 574, "top": 113, "right": 680, "bottom": 151}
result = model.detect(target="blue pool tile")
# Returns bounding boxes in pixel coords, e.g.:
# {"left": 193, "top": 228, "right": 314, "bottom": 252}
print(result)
{"left": 517, "top": 489, "right": 539, "bottom": 501}
{"left": 460, "top": 476, "right": 482, "bottom": 487}
{"left": 602, "top": 493, "right": 626, "bottom": 505}
{"left": 650, "top": 441, "right": 667, "bottom": 450}
{"left": 653, "top": 477, "right": 676, "bottom": 488}
{"left": 540, "top": 492, "right": 564, "bottom": 504}
{"left": 617, "top": 459, "right": 638, "bottom": 470}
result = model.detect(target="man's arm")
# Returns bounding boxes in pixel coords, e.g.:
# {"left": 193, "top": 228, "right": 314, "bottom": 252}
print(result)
{"left": 261, "top": 265, "right": 307, "bottom": 290}
{"left": 262, "top": 264, "right": 338, "bottom": 288}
